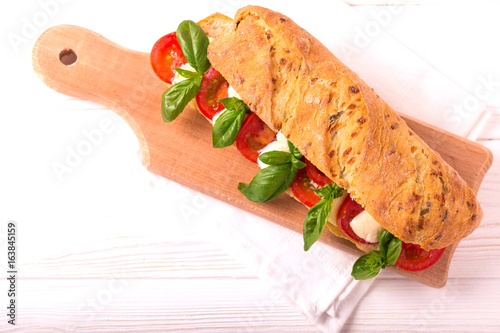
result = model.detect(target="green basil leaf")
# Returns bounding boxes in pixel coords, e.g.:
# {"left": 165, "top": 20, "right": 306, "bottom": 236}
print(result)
{"left": 351, "top": 252, "right": 384, "bottom": 280}
{"left": 175, "top": 68, "right": 200, "bottom": 79}
{"left": 288, "top": 140, "right": 303, "bottom": 160}
{"left": 284, "top": 141, "right": 305, "bottom": 170}
{"left": 351, "top": 229, "right": 402, "bottom": 280}
{"left": 302, "top": 182, "right": 344, "bottom": 251}
{"left": 329, "top": 182, "right": 344, "bottom": 199}
{"left": 378, "top": 229, "right": 393, "bottom": 259}
{"left": 291, "top": 158, "right": 306, "bottom": 170}
{"left": 212, "top": 107, "right": 245, "bottom": 148}
{"left": 238, "top": 163, "right": 297, "bottom": 203}
{"left": 313, "top": 183, "right": 344, "bottom": 200}
{"left": 258, "top": 151, "right": 291, "bottom": 166}
{"left": 385, "top": 237, "right": 402, "bottom": 266}
{"left": 161, "top": 76, "right": 202, "bottom": 122}
{"left": 176, "top": 20, "right": 211, "bottom": 74}
{"left": 212, "top": 97, "right": 249, "bottom": 148}
{"left": 303, "top": 198, "right": 333, "bottom": 251}
{"left": 314, "top": 186, "right": 330, "bottom": 199}
{"left": 219, "top": 97, "right": 248, "bottom": 113}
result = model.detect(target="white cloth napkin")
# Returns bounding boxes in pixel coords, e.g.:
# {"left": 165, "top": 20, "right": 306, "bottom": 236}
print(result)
{"left": 205, "top": 203, "right": 375, "bottom": 332}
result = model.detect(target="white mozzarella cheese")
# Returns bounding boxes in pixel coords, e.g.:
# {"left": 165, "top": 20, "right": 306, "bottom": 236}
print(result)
{"left": 349, "top": 210, "right": 384, "bottom": 243}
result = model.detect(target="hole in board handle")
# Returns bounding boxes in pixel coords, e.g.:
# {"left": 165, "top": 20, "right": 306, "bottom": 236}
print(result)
{"left": 59, "top": 48, "right": 77, "bottom": 66}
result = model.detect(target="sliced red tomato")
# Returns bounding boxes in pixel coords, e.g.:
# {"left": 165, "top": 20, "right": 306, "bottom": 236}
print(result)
{"left": 395, "top": 243, "right": 446, "bottom": 272}
{"left": 235, "top": 113, "right": 277, "bottom": 163}
{"left": 337, "top": 194, "right": 376, "bottom": 244}
{"left": 150, "top": 32, "right": 187, "bottom": 84}
{"left": 305, "top": 159, "right": 332, "bottom": 187}
{"left": 290, "top": 167, "right": 321, "bottom": 208}
{"left": 337, "top": 195, "right": 444, "bottom": 271}
{"left": 195, "top": 67, "right": 229, "bottom": 120}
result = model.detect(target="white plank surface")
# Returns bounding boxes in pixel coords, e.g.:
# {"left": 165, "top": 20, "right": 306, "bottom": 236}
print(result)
{"left": 1, "top": 0, "right": 500, "bottom": 332}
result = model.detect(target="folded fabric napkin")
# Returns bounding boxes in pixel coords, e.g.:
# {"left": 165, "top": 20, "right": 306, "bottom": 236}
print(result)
{"left": 206, "top": 203, "right": 375, "bottom": 332}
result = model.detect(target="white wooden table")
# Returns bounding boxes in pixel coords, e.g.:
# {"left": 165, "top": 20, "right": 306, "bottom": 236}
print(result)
{"left": 1, "top": 1, "right": 499, "bottom": 332}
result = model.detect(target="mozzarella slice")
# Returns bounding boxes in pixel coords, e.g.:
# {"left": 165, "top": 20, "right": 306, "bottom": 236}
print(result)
{"left": 227, "top": 85, "right": 241, "bottom": 100}
{"left": 349, "top": 210, "right": 384, "bottom": 243}
{"left": 330, "top": 191, "right": 348, "bottom": 223}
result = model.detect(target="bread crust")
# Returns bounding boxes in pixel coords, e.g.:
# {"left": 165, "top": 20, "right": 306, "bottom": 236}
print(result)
{"left": 206, "top": 6, "right": 482, "bottom": 250}
{"left": 198, "top": 13, "right": 233, "bottom": 39}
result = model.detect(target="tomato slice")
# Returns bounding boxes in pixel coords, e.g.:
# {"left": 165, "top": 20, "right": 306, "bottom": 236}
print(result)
{"left": 235, "top": 113, "right": 277, "bottom": 163}
{"left": 395, "top": 243, "right": 446, "bottom": 272}
{"left": 337, "top": 194, "right": 376, "bottom": 244}
{"left": 150, "top": 32, "right": 187, "bottom": 84}
{"left": 196, "top": 67, "right": 229, "bottom": 120}
{"left": 290, "top": 167, "right": 322, "bottom": 208}
{"left": 305, "top": 159, "right": 332, "bottom": 187}
{"left": 337, "top": 195, "right": 444, "bottom": 271}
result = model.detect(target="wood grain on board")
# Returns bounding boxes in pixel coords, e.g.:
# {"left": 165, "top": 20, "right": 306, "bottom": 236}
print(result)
{"left": 32, "top": 25, "right": 493, "bottom": 288}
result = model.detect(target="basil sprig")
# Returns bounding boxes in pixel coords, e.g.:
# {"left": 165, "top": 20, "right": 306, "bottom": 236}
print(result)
{"left": 174, "top": 67, "right": 201, "bottom": 79}
{"left": 238, "top": 141, "right": 306, "bottom": 203}
{"left": 162, "top": 75, "right": 202, "bottom": 122}
{"left": 212, "top": 98, "right": 247, "bottom": 148}
{"left": 176, "top": 20, "right": 211, "bottom": 74}
{"left": 162, "top": 21, "right": 210, "bottom": 123}
{"left": 303, "top": 183, "right": 344, "bottom": 251}
{"left": 259, "top": 151, "right": 292, "bottom": 165}
{"left": 351, "top": 229, "right": 402, "bottom": 280}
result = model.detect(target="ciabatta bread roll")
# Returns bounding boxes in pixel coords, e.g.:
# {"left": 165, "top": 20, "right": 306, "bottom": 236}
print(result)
{"left": 205, "top": 6, "right": 482, "bottom": 250}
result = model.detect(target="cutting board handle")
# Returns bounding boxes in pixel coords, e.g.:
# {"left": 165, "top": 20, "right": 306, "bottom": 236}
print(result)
{"left": 32, "top": 24, "right": 168, "bottom": 167}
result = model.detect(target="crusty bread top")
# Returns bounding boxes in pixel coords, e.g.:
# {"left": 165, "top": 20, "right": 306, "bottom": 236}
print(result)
{"left": 206, "top": 6, "right": 482, "bottom": 250}
{"left": 198, "top": 13, "right": 233, "bottom": 39}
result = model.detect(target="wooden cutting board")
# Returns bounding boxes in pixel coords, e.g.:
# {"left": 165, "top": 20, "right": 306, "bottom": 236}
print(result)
{"left": 32, "top": 25, "right": 493, "bottom": 288}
